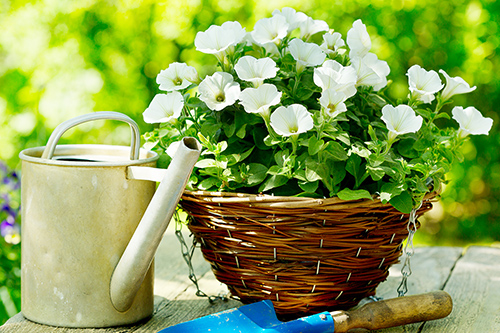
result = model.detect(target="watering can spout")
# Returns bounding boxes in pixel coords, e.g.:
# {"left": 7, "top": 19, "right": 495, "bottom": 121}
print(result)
{"left": 110, "top": 137, "right": 201, "bottom": 312}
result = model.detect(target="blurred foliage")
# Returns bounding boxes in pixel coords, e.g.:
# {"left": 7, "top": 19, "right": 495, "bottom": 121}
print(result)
{"left": 0, "top": 162, "right": 21, "bottom": 324}
{"left": 0, "top": 0, "right": 499, "bottom": 323}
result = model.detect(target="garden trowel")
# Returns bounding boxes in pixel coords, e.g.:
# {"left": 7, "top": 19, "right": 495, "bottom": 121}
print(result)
{"left": 159, "top": 291, "right": 452, "bottom": 332}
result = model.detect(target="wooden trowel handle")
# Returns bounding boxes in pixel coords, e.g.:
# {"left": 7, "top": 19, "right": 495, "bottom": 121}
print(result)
{"left": 331, "top": 291, "right": 452, "bottom": 332}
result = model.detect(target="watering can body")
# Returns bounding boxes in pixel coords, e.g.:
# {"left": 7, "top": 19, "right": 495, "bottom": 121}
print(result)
{"left": 19, "top": 112, "right": 201, "bottom": 328}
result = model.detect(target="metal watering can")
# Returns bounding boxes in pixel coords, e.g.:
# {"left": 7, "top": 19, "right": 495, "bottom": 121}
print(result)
{"left": 19, "top": 112, "right": 201, "bottom": 328}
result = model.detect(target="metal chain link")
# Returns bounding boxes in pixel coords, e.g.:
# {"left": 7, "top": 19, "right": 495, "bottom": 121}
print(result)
{"left": 397, "top": 202, "right": 422, "bottom": 297}
{"left": 174, "top": 212, "right": 227, "bottom": 303}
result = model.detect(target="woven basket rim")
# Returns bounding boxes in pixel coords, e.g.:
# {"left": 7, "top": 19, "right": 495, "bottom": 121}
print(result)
{"left": 183, "top": 190, "right": 439, "bottom": 209}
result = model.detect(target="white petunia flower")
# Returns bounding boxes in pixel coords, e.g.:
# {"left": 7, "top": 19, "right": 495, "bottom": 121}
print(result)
{"left": 288, "top": 38, "right": 326, "bottom": 73}
{"left": 270, "top": 104, "right": 314, "bottom": 136}
{"left": 452, "top": 106, "right": 493, "bottom": 139}
{"left": 194, "top": 21, "right": 246, "bottom": 62}
{"left": 251, "top": 15, "right": 289, "bottom": 46}
{"left": 439, "top": 69, "right": 477, "bottom": 101}
{"left": 407, "top": 65, "right": 444, "bottom": 104}
{"left": 347, "top": 19, "right": 371, "bottom": 58}
{"left": 320, "top": 32, "right": 345, "bottom": 54}
{"left": 143, "top": 92, "right": 184, "bottom": 124}
{"left": 322, "top": 59, "right": 345, "bottom": 72}
{"left": 351, "top": 53, "right": 390, "bottom": 91}
{"left": 198, "top": 72, "right": 241, "bottom": 111}
{"left": 156, "top": 62, "right": 198, "bottom": 91}
{"left": 299, "top": 16, "right": 329, "bottom": 40}
{"left": 272, "top": 7, "right": 308, "bottom": 33}
{"left": 381, "top": 104, "right": 423, "bottom": 142}
{"left": 319, "top": 89, "right": 347, "bottom": 118}
{"left": 234, "top": 56, "right": 278, "bottom": 87}
{"left": 239, "top": 83, "right": 282, "bottom": 117}
{"left": 313, "top": 65, "right": 357, "bottom": 98}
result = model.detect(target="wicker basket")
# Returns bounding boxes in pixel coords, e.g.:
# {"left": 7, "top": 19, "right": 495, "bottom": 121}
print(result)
{"left": 180, "top": 190, "right": 436, "bottom": 318}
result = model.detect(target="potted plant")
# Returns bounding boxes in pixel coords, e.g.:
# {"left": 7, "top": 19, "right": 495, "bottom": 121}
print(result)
{"left": 141, "top": 8, "right": 493, "bottom": 316}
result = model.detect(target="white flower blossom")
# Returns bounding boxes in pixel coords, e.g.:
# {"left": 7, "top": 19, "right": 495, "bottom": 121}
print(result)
{"left": 347, "top": 19, "right": 371, "bottom": 58}
{"left": 407, "top": 65, "right": 444, "bottom": 103}
{"left": 351, "top": 53, "right": 390, "bottom": 91}
{"left": 322, "top": 59, "right": 344, "bottom": 72}
{"left": 381, "top": 104, "right": 423, "bottom": 142}
{"left": 156, "top": 62, "right": 198, "bottom": 91}
{"left": 272, "top": 7, "right": 308, "bottom": 33}
{"left": 288, "top": 38, "right": 326, "bottom": 73}
{"left": 234, "top": 56, "right": 278, "bottom": 87}
{"left": 198, "top": 72, "right": 241, "bottom": 111}
{"left": 439, "top": 69, "right": 477, "bottom": 101}
{"left": 320, "top": 89, "right": 347, "bottom": 118}
{"left": 452, "top": 106, "right": 493, "bottom": 139}
{"left": 270, "top": 104, "right": 313, "bottom": 136}
{"left": 320, "top": 32, "right": 345, "bottom": 54}
{"left": 313, "top": 64, "right": 357, "bottom": 98}
{"left": 143, "top": 92, "right": 184, "bottom": 124}
{"left": 299, "top": 16, "right": 329, "bottom": 40}
{"left": 239, "top": 83, "right": 282, "bottom": 117}
{"left": 251, "top": 15, "right": 289, "bottom": 46}
{"left": 194, "top": 21, "right": 246, "bottom": 62}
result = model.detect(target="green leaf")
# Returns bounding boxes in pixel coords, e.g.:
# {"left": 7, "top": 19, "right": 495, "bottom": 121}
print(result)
{"left": 389, "top": 191, "right": 413, "bottom": 214}
{"left": 227, "top": 146, "right": 254, "bottom": 165}
{"left": 415, "top": 177, "right": 430, "bottom": 193}
{"left": 368, "top": 124, "right": 378, "bottom": 141}
{"left": 346, "top": 154, "right": 362, "bottom": 178}
{"left": 368, "top": 153, "right": 385, "bottom": 167}
{"left": 267, "top": 165, "right": 282, "bottom": 175}
{"left": 322, "top": 141, "right": 348, "bottom": 161}
{"left": 246, "top": 163, "right": 268, "bottom": 185}
{"left": 434, "top": 112, "right": 450, "bottom": 120}
{"left": 274, "top": 149, "right": 290, "bottom": 167}
{"left": 337, "top": 188, "right": 373, "bottom": 201}
{"left": 380, "top": 182, "right": 404, "bottom": 203}
{"left": 307, "top": 136, "right": 324, "bottom": 155}
{"left": 330, "top": 161, "right": 347, "bottom": 186}
{"left": 296, "top": 88, "right": 315, "bottom": 101}
{"left": 198, "top": 177, "right": 219, "bottom": 190}
{"left": 299, "top": 180, "right": 319, "bottom": 193}
{"left": 367, "top": 166, "right": 385, "bottom": 181}
{"left": 195, "top": 158, "right": 216, "bottom": 168}
{"left": 259, "top": 175, "right": 289, "bottom": 192}
{"left": 263, "top": 135, "right": 282, "bottom": 147}
{"left": 218, "top": 141, "right": 228, "bottom": 153}
{"left": 200, "top": 118, "right": 219, "bottom": 138}
{"left": 305, "top": 164, "right": 323, "bottom": 182}
{"left": 223, "top": 121, "right": 236, "bottom": 137}
{"left": 397, "top": 138, "right": 418, "bottom": 159}
{"left": 236, "top": 124, "right": 247, "bottom": 139}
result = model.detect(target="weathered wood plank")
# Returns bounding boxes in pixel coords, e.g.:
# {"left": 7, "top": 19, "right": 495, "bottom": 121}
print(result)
{"left": 369, "top": 246, "right": 463, "bottom": 333}
{"left": 2, "top": 244, "right": 491, "bottom": 333}
{"left": 421, "top": 246, "right": 500, "bottom": 332}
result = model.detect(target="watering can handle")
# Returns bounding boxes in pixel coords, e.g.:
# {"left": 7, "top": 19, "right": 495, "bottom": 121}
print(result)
{"left": 41, "top": 111, "right": 141, "bottom": 160}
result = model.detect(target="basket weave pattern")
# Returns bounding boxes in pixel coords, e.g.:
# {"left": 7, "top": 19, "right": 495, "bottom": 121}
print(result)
{"left": 181, "top": 191, "right": 434, "bottom": 317}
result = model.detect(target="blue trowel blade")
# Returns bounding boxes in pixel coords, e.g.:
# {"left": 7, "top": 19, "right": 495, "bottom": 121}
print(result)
{"left": 158, "top": 300, "right": 334, "bottom": 333}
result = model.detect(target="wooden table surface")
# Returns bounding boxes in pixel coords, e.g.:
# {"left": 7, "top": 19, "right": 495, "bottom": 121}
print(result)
{"left": 2, "top": 229, "right": 499, "bottom": 332}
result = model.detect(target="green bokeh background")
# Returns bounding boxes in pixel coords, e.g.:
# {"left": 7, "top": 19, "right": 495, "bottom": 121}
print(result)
{"left": 1, "top": 0, "right": 499, "bottom": 324}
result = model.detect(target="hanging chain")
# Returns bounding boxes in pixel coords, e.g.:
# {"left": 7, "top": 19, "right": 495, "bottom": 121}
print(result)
{"left": 174, "top": 212, "right": 227, "bottom": 303}
{"left": 397, "top": 202, "right": 422, "bottom": 297}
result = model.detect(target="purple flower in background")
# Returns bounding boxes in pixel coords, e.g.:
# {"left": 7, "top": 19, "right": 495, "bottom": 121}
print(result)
{"left": 0, "top": 161, "right": 21, "bottom": 244}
